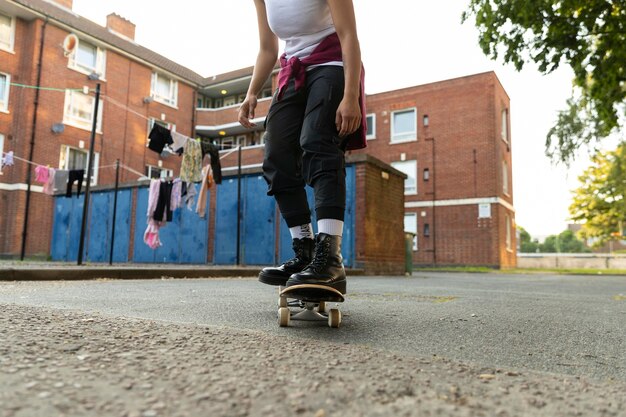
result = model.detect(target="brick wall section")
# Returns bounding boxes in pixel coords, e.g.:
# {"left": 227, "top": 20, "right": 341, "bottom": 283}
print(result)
{"left": 0, "top": 16, "right": 197, "bottom": 257}
{"left": 351, "top": 154, "right": 406, "bottom": 274}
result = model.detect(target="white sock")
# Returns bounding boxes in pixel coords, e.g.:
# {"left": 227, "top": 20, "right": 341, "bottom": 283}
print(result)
{"left": 289, "top": 223, "right": 314, "bottom": 240}
{"left": 318, "top": 219, "right": 343, "bottom": 237}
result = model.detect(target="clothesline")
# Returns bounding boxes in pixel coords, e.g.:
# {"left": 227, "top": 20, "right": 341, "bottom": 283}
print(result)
{"left": 9, "top": 82, "right": 85, "bottom": 93}
{"left": 2, "top": 151, "right": 44, "bottom": 167}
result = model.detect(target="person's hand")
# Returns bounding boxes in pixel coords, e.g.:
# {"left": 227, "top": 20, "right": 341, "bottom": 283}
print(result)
{"left": 238, "top": 94, "right": 258, "bottom": 128}
{"left": 335, "top": 96, "right": 361, "bottom": 137}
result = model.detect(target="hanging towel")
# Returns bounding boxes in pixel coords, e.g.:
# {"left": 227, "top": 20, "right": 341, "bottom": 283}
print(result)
{"left": 200, "top": 141, "right": 222, "bottom": 184}
{"left": 148, "top": 124, "right": 173, "bottom": 154}
{"left": 144, "top": 179, "right": 165, "bottom": 250}
{"left": 43, "top": 168, "right": 56, "bottom": 195}
{"left": 66, "top": 169, "right": 85, "bottom": 198}
{"left": 179, "top": 139, "right": 203, "bottom": 183}
{"left": 182, "top": 182, "right": 197, "bottom": 211}
{"left": 196, "top": 165, "right": 213, "bottom": 218}
{"left": 171, "top": 131, "right": 189, "bottom": 154}
{"left": 34, "top": 165, "right": 50, "bottom": 184}
{"left": 53, "top": 170, "right": 69, "bottom": 194}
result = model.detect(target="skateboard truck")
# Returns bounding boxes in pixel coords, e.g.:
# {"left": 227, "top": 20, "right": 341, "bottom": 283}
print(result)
{"left": 277, "top": 285, "right": 343, "bottom": 328}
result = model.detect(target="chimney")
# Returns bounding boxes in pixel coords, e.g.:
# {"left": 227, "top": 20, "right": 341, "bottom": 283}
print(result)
{"left": 49, "top": 0, "right": 73, "bottom": 9}
{"left": 106, "top": 13, "right": 136, "bottom": 40}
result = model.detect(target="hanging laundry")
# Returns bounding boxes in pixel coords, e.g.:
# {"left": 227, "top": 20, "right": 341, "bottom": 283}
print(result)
{"left": 196, "top": 165, "right": 213, "bottom": 218}
{"left": 153, "top": 180, "right": 174, "bottom": 222}
{"left": 181, "top": 181, "right": 197, "bottom": 211}
{"left": 179, "top": 139, "right": 203, "bottom": 183}
{"left": 66, "top": 169, "right": 85, "bottom": 198}
{"left": 144, "top": 179, "right": 164, "bottom": 250}
{"left": 171, "top": 131, "right": 188, "bottom": 155}
{"left": 170, "top": 178, "right": 183, "bottom": 211}
{"left": 200, "top": 140, "right": 222, "bottom": 184}
{"left": 34, "top": 165, "right": 50, "bottom": 184}
{"left": 1, "top": 151, "right": 14, "bottom": 168}
{"left": 44, "top": 168, "right": 56, "bottom": 195}
{"left": 148, "top": 124, "right": 173, "bottom": 154}
{"left": 53, "top": 170, "right": 69, "bottom": 194}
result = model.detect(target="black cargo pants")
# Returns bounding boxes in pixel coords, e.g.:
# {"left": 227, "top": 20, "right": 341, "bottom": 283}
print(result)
{"left": 262, "top": 65, "right": 346, "bottom": 228}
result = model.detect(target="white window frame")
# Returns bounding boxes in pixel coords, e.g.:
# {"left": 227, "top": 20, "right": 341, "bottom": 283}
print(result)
{"left": 0, "top": 133, "right": 5, "bottom": 175}
{"left": 505, "top": 214, "right": 512, "bottom": 251}
{"left": 0, "top": 12, "right": 15, "bottom": 53}
{"left": 59, "top": 144, "right": 100, "bottom": 186}
{"left": 68, "top": 38, "right": 106, "bottom": 79}
{"left": 150, "top": 72, "right": 178, "bottom": 108}
{"left": 366, "top": 113, "right": 376, "bottom": 140}
{"left": 391, "top": 160, "right": 418, "bottom": 195}
{"left": 63, "top": 90, "right": 103, "bottom": 132}
{"left": 146, "top": 165, "right": 174, "bottom": 180}
{"left": 223, "top": 96, "right": 237, "bottom": 107}
{"left": 0, "top": 72, "right": 9, "bottom": 113}
{"left": 404, "top": 212, "right": 418, "bottom": 251}
{"left": 501, "top": 108, "right": 509, "bottom": 143}
{"left": 502, "top": 160, "right": 509, "bottom": 196}
{"left": 391, "top": 108, "right": 417, "bottom": 143}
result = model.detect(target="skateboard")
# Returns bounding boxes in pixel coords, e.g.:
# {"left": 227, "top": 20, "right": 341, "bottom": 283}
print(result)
{"left": 277, "top": 284, "right": 345, "bottom": 328}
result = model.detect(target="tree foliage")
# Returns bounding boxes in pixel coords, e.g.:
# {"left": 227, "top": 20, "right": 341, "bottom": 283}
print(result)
{"left": 540, "top": 230, "right": 590, "bottom": 253}
{"left": 569, "top": 143, "right": 626, "bottom": 246}
{"left": 463, "top": 0, "right": 625, "bottom": 165}
{"left": 518, "top": 226, "right": 540, "bottom": 252}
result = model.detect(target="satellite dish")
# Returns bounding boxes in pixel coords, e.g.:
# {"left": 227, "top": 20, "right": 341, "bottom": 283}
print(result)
{"left": 63, "top": 34, "right": 78, "bottom": 56}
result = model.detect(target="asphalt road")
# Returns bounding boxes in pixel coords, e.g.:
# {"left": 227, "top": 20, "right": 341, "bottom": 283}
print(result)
{"left": 1, "top": 272, "right": 624, "bottom": 383}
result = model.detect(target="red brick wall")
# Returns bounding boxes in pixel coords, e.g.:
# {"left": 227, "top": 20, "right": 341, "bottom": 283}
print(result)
{"left": 0, "top": 17, "right": 196, "bottom": 257}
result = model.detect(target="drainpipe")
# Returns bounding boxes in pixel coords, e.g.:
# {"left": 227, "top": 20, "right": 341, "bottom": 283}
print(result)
{"left": 20, "top": 18, "right": 48, "bottom": 260}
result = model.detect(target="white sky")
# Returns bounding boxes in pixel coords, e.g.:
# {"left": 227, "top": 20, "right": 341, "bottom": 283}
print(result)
{"left": 73, "top": 0, "right": 606, "bottom": 240}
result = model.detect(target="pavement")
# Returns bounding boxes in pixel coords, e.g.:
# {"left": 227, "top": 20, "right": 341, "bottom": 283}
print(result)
{"left": 1, "top": 271, "right": 625, "bottom": 416}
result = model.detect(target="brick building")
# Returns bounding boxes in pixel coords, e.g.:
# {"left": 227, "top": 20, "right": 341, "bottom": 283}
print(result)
{"left": 0, "top": 0, "right": 516, "bottom": 267}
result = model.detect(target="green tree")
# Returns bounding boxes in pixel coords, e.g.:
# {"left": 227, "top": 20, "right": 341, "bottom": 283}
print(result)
{"left": 518, "top": 226, "right": 540, "bottom": 252}
{"left": 462, "top": 0, "right": 625, "bottom": 165}
{"left": 540, "top": 230, "right": 590, "bottom": 253}
{"left": 569, "top": 144, "right": 626, "bottom": 246}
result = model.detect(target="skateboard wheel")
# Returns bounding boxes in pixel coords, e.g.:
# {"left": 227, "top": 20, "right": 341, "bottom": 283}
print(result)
{"left": 279, "top": 295, "right": 288, "bottom": 308}
{"left": 328, "top": 308, "right": 341, "bottom": 328}
{"left": 317, "top": 301, "right": 326, "bottom": 314}
{"left": 278, "top": 307, "right": 290, "bottom": 327}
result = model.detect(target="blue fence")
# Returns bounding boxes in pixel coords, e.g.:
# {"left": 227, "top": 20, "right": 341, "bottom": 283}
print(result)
{"left": 51, "top": 167, "right": 356, "bottom": 266}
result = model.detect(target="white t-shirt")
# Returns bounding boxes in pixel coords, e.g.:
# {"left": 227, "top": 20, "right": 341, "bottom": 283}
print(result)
{"left": 265, "top": 0, "right": 342, "bottom": 66}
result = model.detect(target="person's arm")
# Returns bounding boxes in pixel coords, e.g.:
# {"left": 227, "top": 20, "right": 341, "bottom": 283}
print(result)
{"left": 238, "top": 0, "right": 279, "bottom": 128}
{"left": 327, "top": 0, "right": 362, "bottom": 137}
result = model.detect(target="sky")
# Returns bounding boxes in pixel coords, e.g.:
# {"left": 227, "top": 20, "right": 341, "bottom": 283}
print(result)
{"left": 72, "top": 0, "right": 609, "bottom": 240}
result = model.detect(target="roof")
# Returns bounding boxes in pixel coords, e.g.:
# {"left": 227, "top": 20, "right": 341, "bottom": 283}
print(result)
{"left": 10, "top": 0, "right": 205, "bottom": 85}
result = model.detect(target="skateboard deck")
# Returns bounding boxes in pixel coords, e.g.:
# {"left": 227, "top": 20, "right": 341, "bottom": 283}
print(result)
{"left": 277, "top": 284, "right": 345, "bottom": 328}
{"left": 280, "top": 284, "right": 345, "bottom": 303}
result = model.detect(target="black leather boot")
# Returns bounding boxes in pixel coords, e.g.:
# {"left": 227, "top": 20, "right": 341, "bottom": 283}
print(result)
{"left": 286, "top": 233, "right": 347, "bottom": 294}
{"left": 258, "top": 238, "right": 314, "bottom": 286}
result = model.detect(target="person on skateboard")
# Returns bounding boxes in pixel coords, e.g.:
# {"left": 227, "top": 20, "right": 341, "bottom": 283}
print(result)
{"left": 238, "top": 0, "right": 366, "bottom": 294}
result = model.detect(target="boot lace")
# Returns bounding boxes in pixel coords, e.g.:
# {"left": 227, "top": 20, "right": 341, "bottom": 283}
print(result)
{"left": 284, "top": 241, "right": 307, "bottom": 267}
{"left": 309, "top": 239, "right": 331, "bottom": 272}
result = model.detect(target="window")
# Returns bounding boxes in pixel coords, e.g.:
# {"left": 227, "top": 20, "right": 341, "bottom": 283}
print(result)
{"left": 0, "top": 133, "right": 4, "bottom": 175}
{"left": 502, "top": 160, "right": 509, "bottom": 195}
{"left": 0, "top": 12, "right": 15, "bottom": 52}
{"left": 221, "top": 137, "right": 234, "bottom": 150}
{"left": 0, "top": 72, "right": 9, "bottom": 112}
{"left": 223, "top": 96, "right": 236, "bottom": 107}
{"left": 505, "top": 214, "right": 512, "bottom": 251}
{"left": 213, "top": 98, "right": 223, "bottom": 108}
{"left": 145, "top": 165, "right": 173, "bottom": 179}
{"left": 391, "top": 108, "right": 417, "bottom": 143}
{"left": 501, "top": 108, "right": 508, "bottom": 142}
{"left": 424, "top": 223, "right": 430, "bottom": 237}
{"left": 366, "top": 114, "right": 376, "bottom": 139}
{"left": 236, "top": 135, "right": 247, "bottom": 147}
{"left": 68, "top": 39, "right": 106, "bottom": 78}
{"left": 404, "top": 213, "right": 418, "bottom": 251}
{"left": 151, "top": 73, "right": 178, "bottom": 107}
{"left": 63, "top": 90, "right": 103, "bottom": 132}
{"left": 59, "top": 145, "right": 100, "bottom": 185}
{"left": 391, "top": 160, "right": 417, "bottom": 195}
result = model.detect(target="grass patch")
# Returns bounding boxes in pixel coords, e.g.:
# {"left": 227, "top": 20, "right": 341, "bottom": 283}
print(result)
{"left": 412, "top": 266, "right": 626, "bottom": 276}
